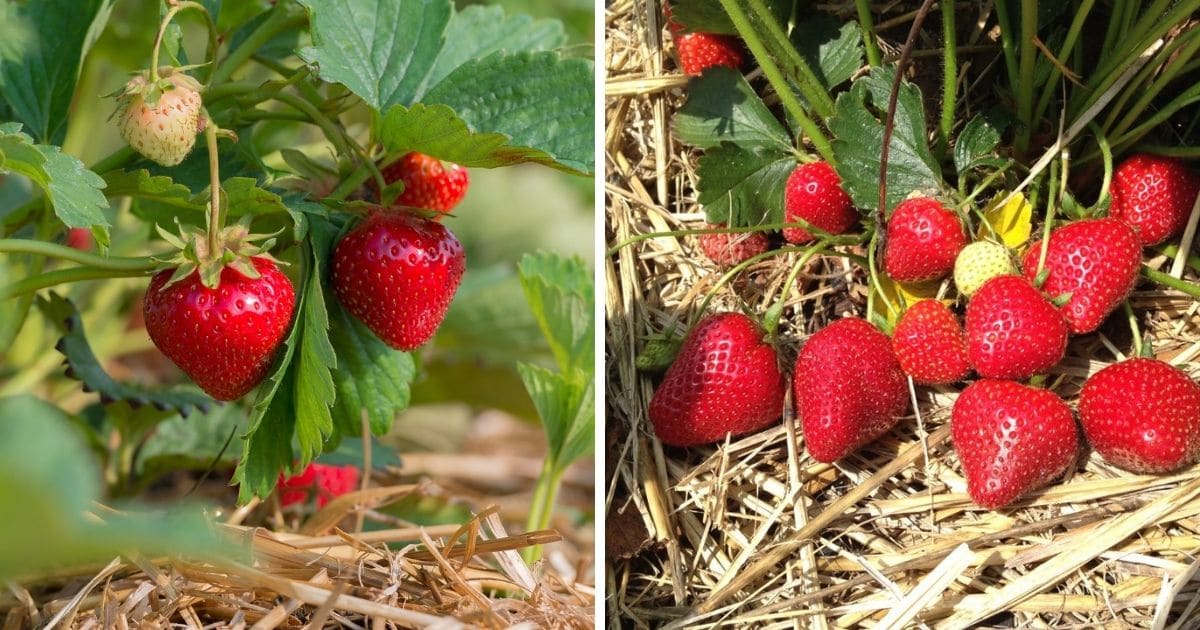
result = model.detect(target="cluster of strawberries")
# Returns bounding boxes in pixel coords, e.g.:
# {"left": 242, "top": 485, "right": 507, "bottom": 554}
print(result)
{"left": 112, "top": 66, "right": 469, "bottom": 402}
{"left": 650, "top": 153, "right": 1200, "bottom": 510}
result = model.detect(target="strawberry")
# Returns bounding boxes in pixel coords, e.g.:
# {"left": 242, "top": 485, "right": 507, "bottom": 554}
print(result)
{"left": 674, "top": 32, "right": 744, "bottom": 75}
{"left": 1021, "top": 217, "right": 1141, "bottom": 334}
{"left": 376, "top": 152, "right": 469, "bottom": 215}
{"left": 143, "top": 256, "right": 296, "bottom": 401}
{"left": 698, "top": 224, "right": 769, "bottom": 266}
{"left": 65, "top": 227, "right": 93, "bottom": 251}
{"left": 648, "top": 312, "right": 784, "bottom": 446}
{"left": 115, "top": 68, "right": 203, "bottom": 167}
{"left": 794, "top": 318, "right": 908, "bottom": 462}
{"left": 965, "top": 275, "right": 1067, "bottom": 380}
{"left": 951, "top": 379, "right": 1078, "bottom": 509}
{"left": 891, "top": 300, "right": 970, "bottom": 385}
{"left": 1109, "top": 153, "right": 1200, "bottom": 246}
{"left": 883, "top": 197, "right": 967, "bottom": 282}
{"left": 954, "top": 241, "right": 1015, "bottom": 297}
{"left": 1079, "top": 358, "right": 1200, "bottom": 473}
{"left": 782, "top": 161, "right": 856, "bottom": 244}
{"left": 332, "top": 212, "right": 466, "bottom": 351}
{"left": 278, "top": 462, "right": 362, "bottom": 508}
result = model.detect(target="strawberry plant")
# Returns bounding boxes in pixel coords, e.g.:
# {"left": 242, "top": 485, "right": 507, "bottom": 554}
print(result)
{"left": 0, "top": 0, "right": 594, "bottom": 601}
{"left": 608, "top": 0, "right": 1200, "bottom": 625}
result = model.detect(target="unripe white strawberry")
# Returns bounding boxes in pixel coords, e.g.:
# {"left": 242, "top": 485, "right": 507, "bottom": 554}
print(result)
{"left": 954, "top": 241, "right": 1014, "bottom": 297}
{"left": 115, "top": 69, "right": 203, "bottom": 167}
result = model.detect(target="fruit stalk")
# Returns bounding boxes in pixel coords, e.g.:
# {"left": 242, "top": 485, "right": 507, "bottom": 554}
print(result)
{"left": 0, "top": 239, "right": 160, "bottom": 271}
{"left": 0, "top": 266, "right": 157, "bottom": 301}
{"left": 853, "top": 0, "right": 881, "bottom": 67}
{"left": 1013, "top": 0, "right": 1038, "bottom": 154}
{"left": 522, "top": 459, "right": 563, "bottom": 563}
{"left": 149, "top": 1, "right": 218, "bottom": 85}
{"left": 203, "top": 117, "right": 222, "bottom": 255}
{"left": 938, "top": 0, "right": 956, "bottom": 155}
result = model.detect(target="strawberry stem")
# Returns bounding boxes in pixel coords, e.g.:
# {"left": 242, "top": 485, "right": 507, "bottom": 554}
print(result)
{"left": 853, "top": 0, "right": 881, "bottom": 67}
{"left": 149, "top": 1, "right": 217, "bottom": 85}
{"left": 203, "top": 115, "right": 222, "bottom": 255}
{"left": 0, "top": 266, "right": 158, "bottom": 301}
{"left": 937, "top": 0, "right": 957, "bottom": 157}
{"left": 0, "top": 239, "right": 161, "bottom": 271}
{"left": 1123, "top": 300, "right": 1146, "bottom": 357}
{"left": 762, "top": 247, "right": 821, "bottom": 337}
{"left": 1142, "top": 265, "right": 1200, "bottom": 298}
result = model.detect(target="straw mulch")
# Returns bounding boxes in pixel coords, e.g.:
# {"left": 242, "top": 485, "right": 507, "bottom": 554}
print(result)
{"left": 2, "top": 414, "right": 594, "bottom": 629}
{"left": 604, "top": 1, "right": 1200, "bottom": 628}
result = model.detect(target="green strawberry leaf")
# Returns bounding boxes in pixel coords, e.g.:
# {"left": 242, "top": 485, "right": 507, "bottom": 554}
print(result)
{"left": 0, "top": 395, "right": 239, "bottom": 582}
{"left": 424, "top": 51, "right": 594, "bottom": 175}
{"left": 674, "top": 68, "right": 793, "bottom": 152}
{"left": 297, "top": 0, "right": 452, "bottom": 111}
{"left": 235, "top": 353, "right": 298, "bottom": 502}
{"left": 517, "top": 252, "right": 593, "bottom": 375}
{"left": 326, "top": 297, "right": 416, "bottom": 438}
{"left": 791, "top": 16, "right": 863, "bottom": 90}
{"left": 37, "top": 293, "right": 214, "bottom": 418}
{"left": 291, "top": 217, "right": 337, "bottom": 463}
{"left": 378, "top": 103, "right": 581, "bottom": 172}
{"left": 828, "top": 66, "right": 943, "bottom": 214}
{"left": 426, "top": 4, "right": 567, "bottom": 88}
{"left": 667, "top": 0, "right": 792, "bottom": 36}
{"left": 316, "top": 437, "right": 401, "bottom": 469}
{"left": 0, "top": 0, "right": 110, "bottom": 145}
{"left": 135, "top": 404, "right": 244, "bottom": 480}
{"left": 0, "top": 127, "right": 109, "bottom": 234}
{"left": 954, "top": 113, "right": 1007, "bottom": 175}
{"left": 696, "top": 143, "right": 796, "bottom": 227}
{"left": 517, "top": 363, "right": 594, "bottom": 466}
{"left": 104, "top": 169, "right": 195, "bottom": 206}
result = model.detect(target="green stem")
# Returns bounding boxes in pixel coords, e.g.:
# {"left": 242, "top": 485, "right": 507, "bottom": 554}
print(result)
{"left": 1014, "top": 0, "right": 1038, "bottom": 155}
{"left": 743, "top": 0, "right": 834, "bottom": 119}
{"left": 272, "top": 92, "right": 355, "bottom": 161}
{"left": 938, "top": 0, "right": 957, "bottom": 156}
{"left": 91, "top": 146, "right": 139, "bottom": 176}
{"left": 1142, "top": 265, "right": 1200, "bottom": 298}
{"left": 855, "top": 0, "right": 882, "bottom": 67}
{"left": 718, "top": 0, "right": 835, "bottom": 163}
{"left": 209, "top": 4, "right": 304, "bottom": 86}
{"left": 1090, "top": 122, "right": 1113, "bottom": 210}
{"left": 149, "top": 1, "right": 217, "bottom": 84}
{"left": 0, "top": 266, "right": 156, "bottom": 300}
{"left": 1034, "top": 162, "right": 1057, "bottom": 278}
{"left": 866, "top": 228, "right": 896, "bottom": 319}
{"left": 0, "top": 239, "right": 160, "bottom": 270}
{"left": 993, "top": 0, "right": 1019, "bottom": 103}
{"left": 1031, "top": 0, "right": 1094, "bottom": 131}
{"left": 203, "top": 118, "right": 222, "bottom": 254}
{"left": 762, "top": 247, "right": 822, "bottom": 336}
{"left": 522, "top": 460, "right": 563, "bottom": 563}
{"left": 1123, "top": 300, "right": 1144, "bottom": 357}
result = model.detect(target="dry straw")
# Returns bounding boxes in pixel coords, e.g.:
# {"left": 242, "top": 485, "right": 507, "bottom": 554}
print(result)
{"left": 605, "top": 1, "right": 1200, "bottom": 627}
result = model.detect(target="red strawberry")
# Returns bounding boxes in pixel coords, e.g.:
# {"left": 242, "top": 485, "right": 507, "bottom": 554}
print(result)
{"left": 332, "top": 212, "right": 465, "bottom": 351}
{"left": 377, "top": 152, "right": 469, "bottom": 215}
{"left": 794, "top": 318, "right": 908, "bottom": 462}
{"left": 1079, "top": 358, "right": 1200, "bottom": 473}
{"left": 674, "top": 32, "right": 744, "bottom": 75}
{"left": 892, "top": 300, "right": 970, "bottom": 385}
{"left": 115, "top": 69, "right": 203, "bottom": 167}
{"left": 278, "top": 462, "right": 362, "bottom": 508}
{"left": 698, "top": 224, "right": 769, "bottom": 266}
{"left": 965, "top": 275, "right": 1067, "bottom": 379}
{"left": 782, "top": 161, "right": 856, "bottom": 244}
{"left": 884, "top": 197, "right": 966, "bottom": 282}
{"left": 143, "top": 257, "right": 296, "bottom": 401}
{"left": 1021, "top": 217, "right": 1141, "bottom": 334}
{"left": 648, "top": 312, "right": 784, "bottom": 446}
{"left": 951, "top": 379, "right": 1078, "bottom": 509}
{"left": 65, "top": 227, "right": 93, "bottom": 251}
{"left": 1110, "top": 153, "right": 1200, "bottom": 246}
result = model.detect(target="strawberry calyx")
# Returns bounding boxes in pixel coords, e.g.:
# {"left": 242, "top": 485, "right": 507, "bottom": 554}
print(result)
{"left": 154, "top": 216, "right": 283, "bottom": 290}
{"left": 110, "top": 66, "right": 202, "bottom": 111}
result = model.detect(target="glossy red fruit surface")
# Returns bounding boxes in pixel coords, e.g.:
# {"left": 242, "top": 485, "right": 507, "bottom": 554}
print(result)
{"left": 648, "top": 312, "right": 784, "bottom": 447}
{"left": 1079, "top": 358, "right": 1200, "bottom": 473}
{"left": 794, "top": 318, "right": 908, "bottom": 463}
{"left": 1021, "top": 217, "right": 1141, "bottom": 334}
{"left": 378, "top": 152, "right": 469, "bottom": 215}
{"left": 332, "top": 212, "right": 466, "bottom": 351}
{"left": 892, "top": 300, "right": 970, "bottom": 385}
{"left": 952, "top": 379, "right": 1078, "bottom": 509}
{"left": 965, "top": 275, "right": 1067, "bottom": 380}
{"left": 782, "top": 161, "right": 856, "bottom": 244}
{"left": 144, "top": 257, "right": 296, "bottom": 401}
{"left": 1110, "top": 153, "right": 1200, "bottom": 246}
{"left": 883, "top": 197, "right": 966, "bottom": 282}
